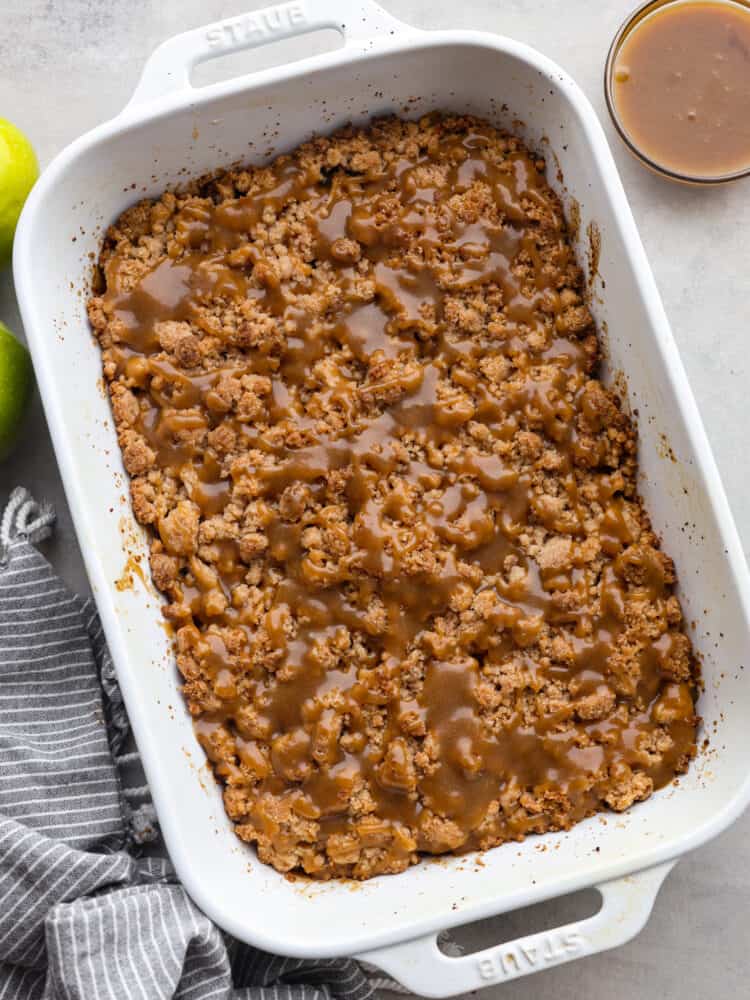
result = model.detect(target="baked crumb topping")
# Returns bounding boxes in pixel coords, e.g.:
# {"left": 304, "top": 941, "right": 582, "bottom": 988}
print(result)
{"left": 89, "top": 114, "right": 698, "bottom": 880}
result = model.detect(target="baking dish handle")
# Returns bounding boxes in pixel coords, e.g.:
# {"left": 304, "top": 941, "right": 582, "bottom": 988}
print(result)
{"left": 356, "top": 861, "right": 676, "bottom": 997}
{"left": 126, "top": 0, "right": 407, "bottom": 108}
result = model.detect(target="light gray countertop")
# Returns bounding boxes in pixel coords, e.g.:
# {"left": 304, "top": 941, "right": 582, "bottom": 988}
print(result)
{"left": 1, "top": 1, "right": 748, "bottom": 996}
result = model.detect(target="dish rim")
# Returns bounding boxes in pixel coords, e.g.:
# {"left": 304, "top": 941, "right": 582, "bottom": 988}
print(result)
{"left": 13, "top": 16, "right": 750, "bottom": 959}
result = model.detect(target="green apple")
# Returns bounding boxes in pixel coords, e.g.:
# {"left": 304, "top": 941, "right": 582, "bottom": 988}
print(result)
{"left": 0, "top": 321, "right": 33, "bottom": 460}
{"left": 0, "top": 118, "right": 39, "bottom": 267}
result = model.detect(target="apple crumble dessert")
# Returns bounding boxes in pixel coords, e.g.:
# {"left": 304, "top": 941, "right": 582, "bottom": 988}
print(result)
{"left": 88, "top": 114, "right": 698, "bottom": 880}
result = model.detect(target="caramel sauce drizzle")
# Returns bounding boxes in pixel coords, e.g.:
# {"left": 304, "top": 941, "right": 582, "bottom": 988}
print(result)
{"left": 99, "top": 122, "right": 696, "bottom": 874}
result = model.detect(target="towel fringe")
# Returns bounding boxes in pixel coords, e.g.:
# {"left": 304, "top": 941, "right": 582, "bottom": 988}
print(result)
{"left": 0, "top": 487, "right": 55, "bottom": 565}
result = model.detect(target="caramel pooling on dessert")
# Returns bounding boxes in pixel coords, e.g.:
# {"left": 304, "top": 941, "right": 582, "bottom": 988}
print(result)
{"left": 89, "top": 115, "right": 698, "bottom": 879}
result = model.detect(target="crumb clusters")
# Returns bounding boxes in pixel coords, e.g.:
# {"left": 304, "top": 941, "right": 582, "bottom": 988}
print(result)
{"left": 89, "top": 114, "right": 698, "bottom": 880}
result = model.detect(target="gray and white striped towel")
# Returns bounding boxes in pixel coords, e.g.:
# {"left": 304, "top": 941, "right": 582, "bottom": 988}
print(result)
{"left": 0, "top": 487, "right": 387, "bottom": 1000}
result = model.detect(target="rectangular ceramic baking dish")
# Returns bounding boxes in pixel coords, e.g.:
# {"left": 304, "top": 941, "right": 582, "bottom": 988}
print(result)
{"left": 13, "top": 2, "right": 750, "bottom": 994}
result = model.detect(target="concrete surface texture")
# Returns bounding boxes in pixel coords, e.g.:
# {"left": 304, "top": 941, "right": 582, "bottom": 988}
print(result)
{"left": 0, "top": 1, "right": 748, "bottom": 997}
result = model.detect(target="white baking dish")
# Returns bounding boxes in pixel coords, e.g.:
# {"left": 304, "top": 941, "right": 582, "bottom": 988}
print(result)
{"left": 13, "top": 1, "right": 750, "bottom": 993}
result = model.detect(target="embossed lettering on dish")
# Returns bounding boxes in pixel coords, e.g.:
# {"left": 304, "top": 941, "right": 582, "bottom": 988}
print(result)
{"left": 206, "top": 2, "right": 307, "bottom": 49}
{"left": 476, "top": 931, "right": 585, "bottom": 981}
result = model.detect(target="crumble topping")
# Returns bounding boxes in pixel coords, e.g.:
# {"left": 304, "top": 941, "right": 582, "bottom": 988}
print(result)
{"left": 89, "top": 114, "right": 698, "bottom": 879}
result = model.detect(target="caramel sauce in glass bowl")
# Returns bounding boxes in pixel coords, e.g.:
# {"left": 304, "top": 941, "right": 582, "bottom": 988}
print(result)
{"left": 605, "top": 0, "right": 750, "bottom": 183}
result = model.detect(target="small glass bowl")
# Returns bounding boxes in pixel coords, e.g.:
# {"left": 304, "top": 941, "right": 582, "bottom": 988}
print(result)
{"left": 604, "top": 0, "right": 750, "bottom": 185}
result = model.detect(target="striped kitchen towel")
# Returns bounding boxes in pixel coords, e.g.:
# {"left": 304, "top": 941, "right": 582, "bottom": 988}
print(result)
{"left": 0, "top": 488, "right": 386, "bottom": 1000}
